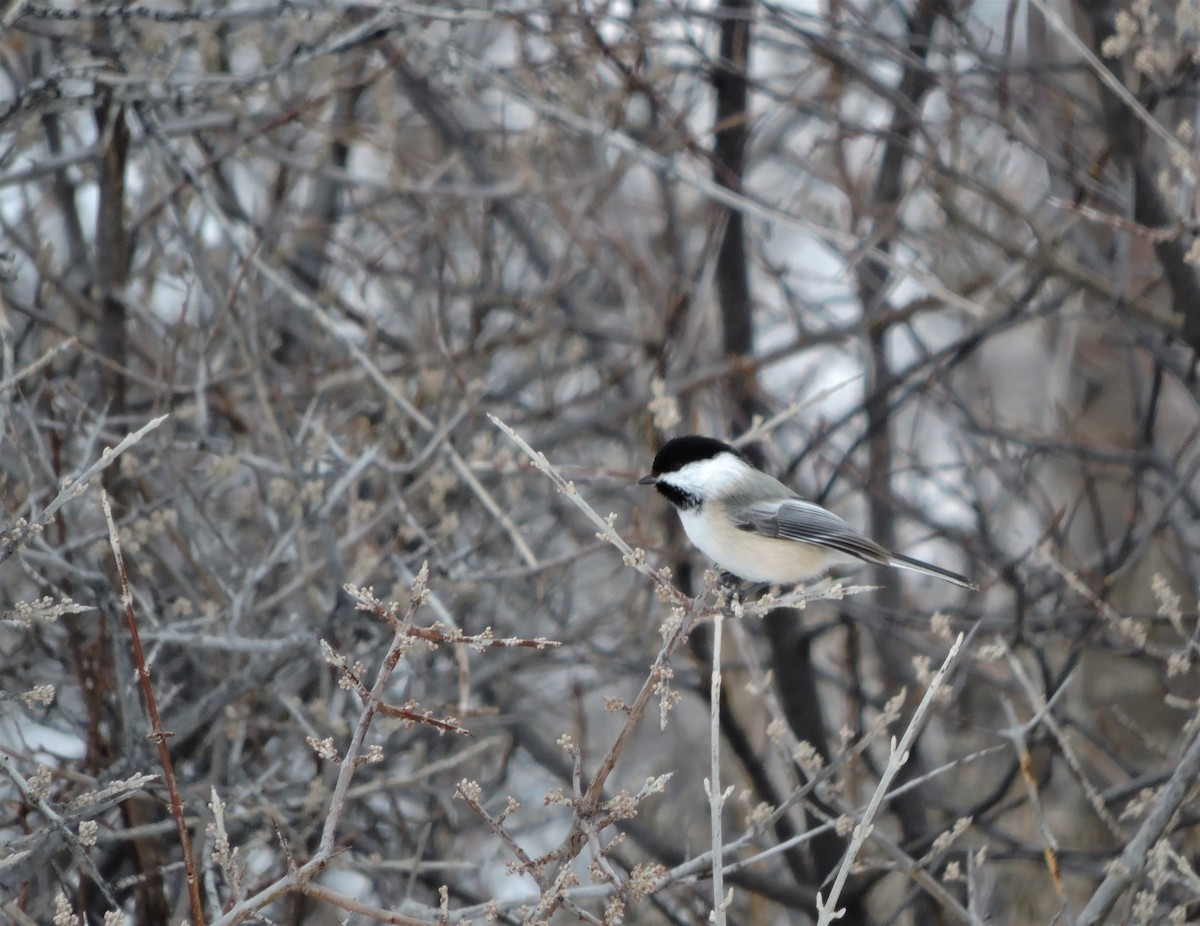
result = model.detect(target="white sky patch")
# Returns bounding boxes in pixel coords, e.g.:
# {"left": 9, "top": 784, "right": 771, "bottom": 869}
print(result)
{"left": 0, "top": 713, "right": 86, "bottom": 762}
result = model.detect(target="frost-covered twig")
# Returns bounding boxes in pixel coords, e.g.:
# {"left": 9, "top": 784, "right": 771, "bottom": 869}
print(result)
{"left": 1075, "top": 703, "right": 1200, "bottom": 926}
{"left": 138, "top": 104, "right": 540, "bottom": 571}
{"left": 491, "top": 415, "right": 710, "bottom": 919}
{"left": 816, "top": 632, "right": 966, "bottom": 926}
{"left": 725, "top": 615, "right": 977, "bottom": 923}
{"left": 707, "top": 598, "right": 734, "bottom": 926}
{"left": 0, "top": 752, "right": 126, "bottom": 908}
{"left": 489, "top": 413, "right": 689, "bottom": 607}
{"left": 0, "top": 335, "right": 76, "bottom": 392}
{"left": 210, "top": 566, "right": 441, "bottom": 925}
{"left": 436, "top": 727, "right": 1001, "bottom": 925}
{"left": 1, "top": 413, "right": 168, "bottom": 563}
{"left": 320, "top": 567, "right": 430, "bottom": 852}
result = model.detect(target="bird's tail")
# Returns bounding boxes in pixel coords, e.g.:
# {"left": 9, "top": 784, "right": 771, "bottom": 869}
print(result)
{"left": 888, "top": 553, "right": 978, "bottom": 590}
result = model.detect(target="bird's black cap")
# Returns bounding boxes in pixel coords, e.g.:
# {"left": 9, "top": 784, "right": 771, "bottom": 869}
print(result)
{"left": 643, "top": 436, "right": 744, "bottom": 479}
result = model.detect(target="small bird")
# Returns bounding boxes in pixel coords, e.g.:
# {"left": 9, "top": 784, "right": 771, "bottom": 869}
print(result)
{"left": 639, "top": 435, "right": 976, "bottom": 590}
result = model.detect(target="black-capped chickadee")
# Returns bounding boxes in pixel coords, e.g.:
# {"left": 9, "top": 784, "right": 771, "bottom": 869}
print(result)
{"left": 639, "top": 436, "right": 977, "bottom": 590}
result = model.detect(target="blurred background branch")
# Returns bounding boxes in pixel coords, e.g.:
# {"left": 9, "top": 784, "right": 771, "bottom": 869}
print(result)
{"left": 3, "top": 1, "right": 1200, "bottom": 924}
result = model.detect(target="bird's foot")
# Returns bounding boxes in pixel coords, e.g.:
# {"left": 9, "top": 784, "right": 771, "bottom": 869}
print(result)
{"left": 713, "top": 573, "right": 784, "bottom": 612}
{"left": 717, "top": 570, "right": 742, "bottom": 591}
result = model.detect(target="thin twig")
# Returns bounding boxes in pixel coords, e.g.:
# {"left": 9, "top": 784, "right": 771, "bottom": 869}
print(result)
{"left": 816, "top": 632, "right": 967, "bottom": 925}
{"left": 1022, "top": 0, "right": 1195, "bottom": 182}
{"left": 1000, "top": 643, "right": 1120, "bottom": 835}
{"left": 0, "top": 335, "right": 76, "bottom": 391}
{"left": 0, "top": 752, "right": 126, "bottom": 909}
{"left": 102, "top": 490, "right": 205, "bottom": 926}
{"left": 487, "top": 413, "right": 688, "bottom": 606}
{"left": 134, "top": 103, "right": 540, "bottom": 569}
{"left": 1076, "top": 704, "right": 1200, "bottom": 925}
{"left": 725, "top": 617, "right": 978, "bottom": 924}
{"left": 491, "top": 414, "right": 708, "bottom": 921}
{"left": 1, "top": 414, "right": 168, "bottom": 563}
{"left": 209, "top": 566, "right": 438, "bottom": 925}
{"left": 300, "top": 879, "right": 438, "bottom": 925}
{"left": 454, "top": 782, "right": 542, "bottom": 883}
{"left": 436, "top": 735, "right": 1004, "bottom": 924}
{"left": 707, "top": 598, "right": 732, "bottom": 925}
{"left": 999, "top": 697, "right": 1065, "bottom": 901}
{"left": 320, "top": 571, "right": 428, "bottom": 854}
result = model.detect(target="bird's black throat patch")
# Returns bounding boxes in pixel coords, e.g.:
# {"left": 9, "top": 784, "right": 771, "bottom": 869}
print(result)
{"left": 654, "top": 481, "right": 701, "bottom": 511}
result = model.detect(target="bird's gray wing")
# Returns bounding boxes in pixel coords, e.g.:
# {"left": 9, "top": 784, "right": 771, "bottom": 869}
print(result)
{"left": 734, "top": 499, "right": 893, "bottom": 564}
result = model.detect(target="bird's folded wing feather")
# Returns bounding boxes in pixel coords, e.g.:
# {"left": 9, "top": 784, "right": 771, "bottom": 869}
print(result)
{"left": 735, "top": 499, "right": 893, "bottom": 564}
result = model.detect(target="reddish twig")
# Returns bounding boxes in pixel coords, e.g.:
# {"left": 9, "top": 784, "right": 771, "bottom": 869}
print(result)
{"left": 489, "top": 415, "right": 711, "bottom": 919}
{"left": 327, "top": 648, "right": 472, "bottom": 736}
{"left": 212, "top": 564, "right": 443, "bottom": 924}
{"left": 399, "top": 621, "right": 559, "bottom": 651}
{"left": 453, "top": 781, "right": 543, "bottom": 881}
{"left": 377, "top": 702, "right": 469, "bottom": 736}
{"left": 299, "top": 880, "right": 437, "bottom": 925}
{"left": 340, "top": 587, "right": 562, "bottom": 737}
{"left": 102, "top": 490, "right": 206, "bottom": 926}
{"left": 357, "top": 592, "right": 561, "bottom": 651}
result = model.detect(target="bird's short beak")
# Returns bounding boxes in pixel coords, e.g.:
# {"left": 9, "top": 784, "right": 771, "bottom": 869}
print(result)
{"left": 637, "top": 475, "right": 657, "bottom": 486}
